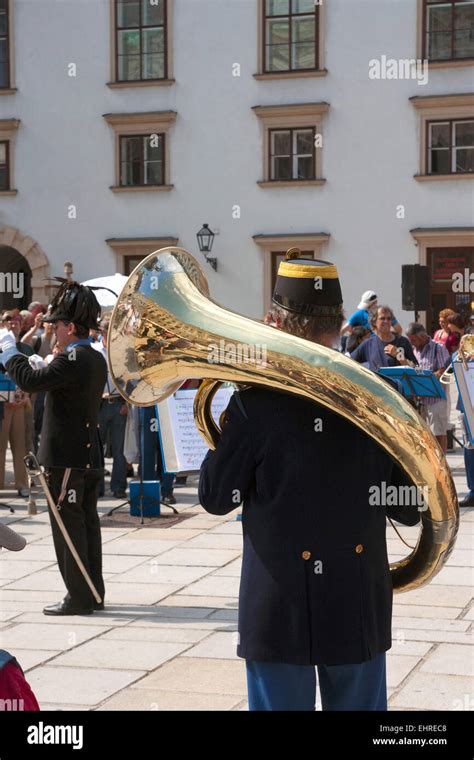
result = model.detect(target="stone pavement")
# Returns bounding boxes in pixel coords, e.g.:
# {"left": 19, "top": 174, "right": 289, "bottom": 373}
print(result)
{"left": 0, "top": 449, "right": 472, "bottom": 712}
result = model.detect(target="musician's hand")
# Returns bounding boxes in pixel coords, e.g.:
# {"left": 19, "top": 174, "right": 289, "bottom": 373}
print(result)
{"left": 384, "top": 344, "right": 398, "bottom": 358}
{"left": 119, "top": 404, "right": 128, "bottom": 416}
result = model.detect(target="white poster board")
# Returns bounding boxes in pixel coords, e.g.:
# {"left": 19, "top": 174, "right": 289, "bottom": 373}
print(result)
{"left": 453, "top": 360, "right": 474, "bottom": 446}
{"left": 157, "top": 386, "right": 234, "bottom": 474}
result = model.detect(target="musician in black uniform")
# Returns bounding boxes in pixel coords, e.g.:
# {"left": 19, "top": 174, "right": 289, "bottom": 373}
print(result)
{"left": 0, "top": 282, "right": 107, "bottom": 616}
{"left": 199, "top": 252, "right": 419, "bottom": 711}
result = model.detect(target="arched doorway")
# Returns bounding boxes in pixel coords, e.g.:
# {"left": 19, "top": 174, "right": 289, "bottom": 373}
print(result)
{"left": 0, "top": 225, "right": 50, "bottom": 311}
{"left": 0, "top": 246, "right": 32, "bottom": 311}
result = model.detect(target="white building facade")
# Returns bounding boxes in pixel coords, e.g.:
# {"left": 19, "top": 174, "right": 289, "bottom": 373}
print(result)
{"left": 0, "top": 0, "right": 473, "bottom": 331}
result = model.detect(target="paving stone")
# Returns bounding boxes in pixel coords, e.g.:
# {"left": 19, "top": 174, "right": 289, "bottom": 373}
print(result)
{"left": 161, "top": 595, "right": 238, "bottom": 609}
{"left": 392, "top": 628, "right": 473, "bottom": 645}
{"left": 461, "top": 606, "right": 474, "bottom": 621}
{"left": 420, "top": 644, "right": 474, "bottom": 677}
{"left": 392, "top": 605, "right": 464, "bottom": 620}
{"left": 212, "top": 559, "right": 243, "bottom": 577}
{"left": 182, "top": 631, "right": 238, "bottom": 659}
{"left": 3, "top": 570, "right": 67, "bottom": 592}
{"left": 390, "top": 617, "right": 470, "bottom": 632}
{"left": 208, "top": 522, "right": 243, "bottom": 535}
{"left": 0, "top": 589, "right": 65, "bottom": 603}
{"left": 207, "top": 609, "right": 239, "bottom": 622}
{"left": 100, "top": 626, "right": 210, "bottom": 644}
{"left": 386, "top": 654, "right": 421, "bottom": 688}
{"left": 389, "top": 640, "right": 433, "bottom": 657}
{"left": 10, "top": 612, "right": 132, "bottom": 627}
{"left": 116, "top": 528, "right": 203, "bottom": 542}
{"left": 27, "top": 665, "right": 144, "bottom": 706}
{"left": 103, "top": 582, "right": 180, "bottom": 605}
{"left": 0, "top": 623, "right": 105, "bottom": 651}
{"left": 150, "top": 548, "right": 241, "bottom": 567}
{"left": 97, "top": 688, "right": 242, "bottom": 711}
{"left": 114, "top": 563, "right": 216, "bottom": 586}
{"left": 133, "top": 657, "right": 247, "bottom": 695}
{"left": 394, "top": 585, "right": 473, "bottom": 608}
{"left": 184, "top": 534, "right": 244, "bottom": 551}
{"left": 429, "top": 566, "right": 474, "bottom": 586}
{"left": 0, "top": 560, "right": 54, "bottom": 580}
{"left": 102, "top": 539, "right": 180, "bottom": 556}
{"left": 447, "top": 549, "right": 474, "bottom": 567}
{"left": 38, "top": 703, "right": 91, "bottom": 711}
{"left": 0, "top": 545, "right": 56, "bottom": 562}
{"left": 11, "top": 649, "right": 62, "bottom": 671}
{"left": 179, "top": 576, "right": 240, "bottom": 597}
{"left": 50, "top": 638, "right": 189, "bottom": 670}
{"left": 129, "top": 618, "right": 236, "bottom": 632}
{"left": 102, "top": 554, "right": 153, "bottom": 573}
{"left": 390, "top": 673, "right": 474, "bottom": 711}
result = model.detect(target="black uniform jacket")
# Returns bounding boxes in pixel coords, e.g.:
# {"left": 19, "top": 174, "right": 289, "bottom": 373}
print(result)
{"left": 199, "top": 387, "right": 419, "bottom": 667}
{"left": 5, "top": 345, "right": 107, "bottom": 470}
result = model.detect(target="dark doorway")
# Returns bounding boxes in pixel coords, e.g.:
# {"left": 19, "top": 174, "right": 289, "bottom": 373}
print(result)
{"left": 0, "top": 246, "right": 33, "bottom": 312}
{"left": 427, "top": 247, "right": 474, "bottom": 335}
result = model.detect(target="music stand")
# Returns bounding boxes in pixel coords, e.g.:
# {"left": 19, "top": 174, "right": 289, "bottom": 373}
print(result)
{"left": 106, "top": 407, "right": 177, "bottom": 523}
{"left": 378, "top": 367, "right": 446, "bottom": 400}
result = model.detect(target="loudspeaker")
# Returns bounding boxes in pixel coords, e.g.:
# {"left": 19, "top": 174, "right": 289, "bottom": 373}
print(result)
{"left": 401, "top": 265, "right": 429, "bottom": 311}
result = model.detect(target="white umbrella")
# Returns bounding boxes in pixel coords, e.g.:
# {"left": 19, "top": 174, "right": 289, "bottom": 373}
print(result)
{"left": 81, "top": 274, "right": 128, "bottom": 309}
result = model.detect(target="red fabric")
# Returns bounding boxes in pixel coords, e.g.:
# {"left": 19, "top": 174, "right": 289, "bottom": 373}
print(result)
{"left": 445, "top": 331, "right": 461, "bottom": 355}
{"left": 0, "top": 662, "right": 40, "bottom": 711}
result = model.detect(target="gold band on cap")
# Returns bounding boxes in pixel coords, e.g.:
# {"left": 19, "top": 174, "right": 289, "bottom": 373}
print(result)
{"left": 278, "top": 261, "right": 339, "bottom": 279}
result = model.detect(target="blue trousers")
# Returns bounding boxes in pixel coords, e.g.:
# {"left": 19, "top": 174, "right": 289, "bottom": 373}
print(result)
{"left": 246, "top": 653, "right": 387, "bottom": 711}
{"left": 99, "top": 400, "right": 127, "bottom": 494}
{"left": 465, "top": 446, "right": 474, "bottom": 496}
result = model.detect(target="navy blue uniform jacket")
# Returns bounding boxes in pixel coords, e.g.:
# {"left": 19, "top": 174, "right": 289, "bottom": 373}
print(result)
{"left": 199, "top": 387, "right": 419, "bottom": 666}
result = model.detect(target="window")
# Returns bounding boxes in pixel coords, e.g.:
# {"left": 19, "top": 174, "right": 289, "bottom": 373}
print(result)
{"left": 103, "top": 110, "right": 176, "bottom": 192}
{"left": 428, "top": 119, "right": 474, "bottom": 173}
{"left": 0, "top": 140, "right": 8, "bottom": 189}
{"left": 120, "top": 133, "right": 164, "bottom": 186}
{"left": 269, "top": 128, "right": 315, "bottom": 181}
{"left": 423, "top": 0, "right": 474, "bottom": 61}
{"left": 110, "top": 0, "right": 173, "bottom": 86}
{"left": 106, "top": 237, "right": 179, "bottom": 273}
{"left": 410, "top": 93, "right": 474, "bottom": 180}
{"left": 0, "top": 118, "right": 19, "bottom": 194}
{"left": 253, "top": 103, "right": 328, "bottom": 187}
{"left": 0, "top": 0, "right": 10, "bottom": 89}
{"left": 263, "top": 0, "right": 319, "bottom": 73}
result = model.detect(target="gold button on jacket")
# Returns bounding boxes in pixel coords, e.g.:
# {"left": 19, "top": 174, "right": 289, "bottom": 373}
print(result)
{"left": 301, "top": 550, "right": 311, "bottom": 560}
{"left": 355, "top": 544, "right": 364, "bottom": 554}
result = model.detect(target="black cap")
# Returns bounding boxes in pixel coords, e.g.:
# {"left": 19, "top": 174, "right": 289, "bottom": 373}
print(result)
{"left": 272, "top": 248, "right": 343, "bottom": 316}
{"left": 43, "top": 281, "right": 101, "bottom": 330}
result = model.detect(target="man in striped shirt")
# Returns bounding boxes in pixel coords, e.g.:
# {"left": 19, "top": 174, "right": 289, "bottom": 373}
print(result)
{"left": 407, "top": 323, "right": 451, "bottom": 453}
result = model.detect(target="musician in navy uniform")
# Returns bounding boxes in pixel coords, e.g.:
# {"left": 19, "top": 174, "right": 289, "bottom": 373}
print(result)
{"left": 0, "top": 281, "right": 107, "bottom": 616}
{"left": 199, "top": 252, "right": 419, "bottom": 711}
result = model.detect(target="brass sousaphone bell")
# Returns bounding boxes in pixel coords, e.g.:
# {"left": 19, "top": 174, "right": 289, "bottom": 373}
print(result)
{"left": 108, "top": 247, "right": 459, "bottom": 593}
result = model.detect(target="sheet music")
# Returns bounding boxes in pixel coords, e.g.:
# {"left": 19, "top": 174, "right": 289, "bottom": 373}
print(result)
{"left": 157, "top": 387, "right": 234, "bottom": 473}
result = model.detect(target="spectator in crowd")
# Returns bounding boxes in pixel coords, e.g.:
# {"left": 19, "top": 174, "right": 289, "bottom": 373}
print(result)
{"left": 465, "top": 314, "right": 474, "bottom": 336}
{"left": 445, "top": 313, "right": 465, "bottom": 355}
{"left": 19, "top": 310, "right": 35, "bottom": 338}
{"left": 346, "top": 326, "right": 371, "bottom": 355}
{"left": 94, "top": 316, "right": 128, "bottom": 499}
{"left": 406, "top": 323, "right": 451, "bottom": 453}
{"left": 433, "top": 308, "right": 455, "bottom": 346}
{"left": 350, "top": 305, "right": 417, "bottom": 372}
{"left": 0, "top": 384, "right": 29, "bottom": 497}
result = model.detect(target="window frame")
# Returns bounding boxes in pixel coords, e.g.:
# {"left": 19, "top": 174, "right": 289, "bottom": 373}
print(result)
{"left": 0, "top": 0, "right": 10, "bottom": 90}
{"left": 253, "top": 102, "right": 328, "bottom": 187}
{"left": 0, "top": 138, "right": 9, "bottom": 190}
{"left": 410, "top": 93, "right": 474, "bottom": 180}
{"left": 119, "top": 131, "right": 166, "bottom": 187}
{"left": 262, "top": 0, "right": 320, "bottom": 75}
{"left": 427, "top": 117, "right": 474, "bottom": 174}
{"left": 103, "top": 110, "right": 176, "bottom": 192}
{"left": 422, "top": 0, "right": 474, "bottom": 63}
{"left": 115, "top": 0, "right": 168, "bottom": 82}
{"left": 268, "top": 126, "right": 316, "bottom": 182}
